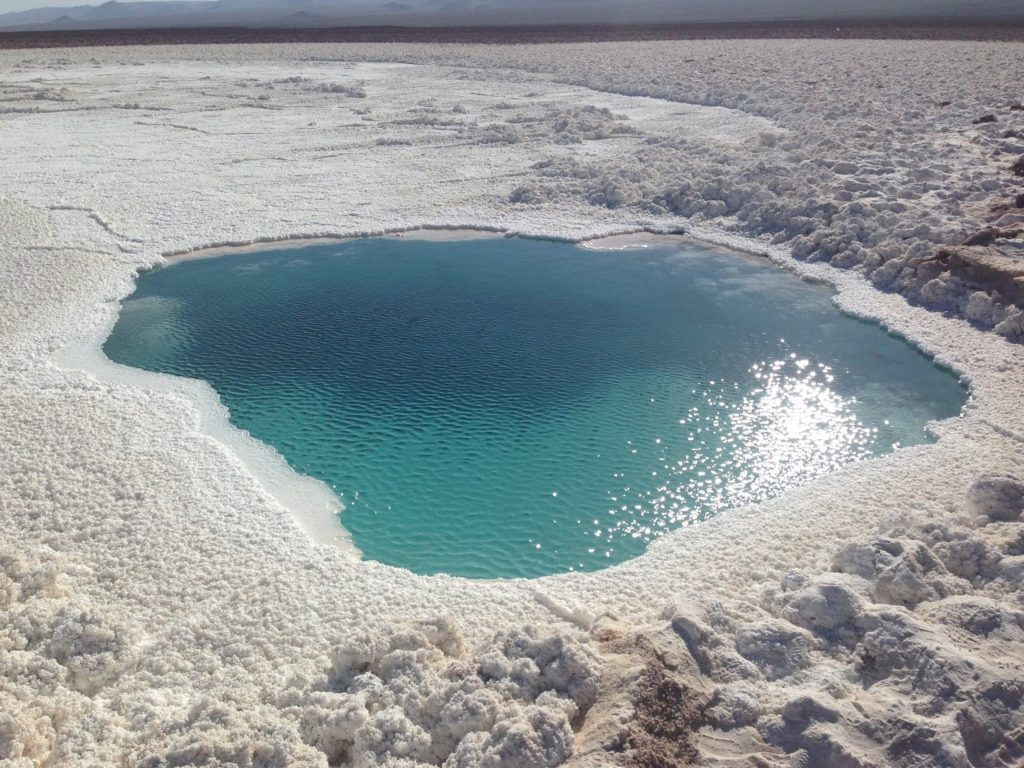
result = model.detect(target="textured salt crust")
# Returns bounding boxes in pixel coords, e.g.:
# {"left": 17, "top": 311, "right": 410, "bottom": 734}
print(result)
{"left": 1, "top": 40, "right": 1023, "bottom": 765}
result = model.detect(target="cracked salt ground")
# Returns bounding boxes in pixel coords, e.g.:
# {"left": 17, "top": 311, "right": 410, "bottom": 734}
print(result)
{"left": 1, "top": 38, "right": 1023, "bottom": 767}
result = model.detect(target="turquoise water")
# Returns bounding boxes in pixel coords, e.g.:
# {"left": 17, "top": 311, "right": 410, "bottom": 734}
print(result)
{"left": 104, "top": 237, "right": 967, "bottom": 578}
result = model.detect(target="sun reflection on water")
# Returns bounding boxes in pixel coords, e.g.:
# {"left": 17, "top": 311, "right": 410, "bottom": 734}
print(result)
{"left": 598, "top": 355, "right": 876, "bottom": 555}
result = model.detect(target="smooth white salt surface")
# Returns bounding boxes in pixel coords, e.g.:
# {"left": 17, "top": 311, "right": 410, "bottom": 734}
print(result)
{"left": 1, "top": 39, "right": 1023, "bottom": 766}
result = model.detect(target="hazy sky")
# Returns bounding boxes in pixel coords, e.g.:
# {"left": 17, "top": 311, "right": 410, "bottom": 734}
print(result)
{"left": 4, "top": 0, "right": 105, "bottom": 11}
{"left": 0, "top": 0, "right": 131, "bottom": 12}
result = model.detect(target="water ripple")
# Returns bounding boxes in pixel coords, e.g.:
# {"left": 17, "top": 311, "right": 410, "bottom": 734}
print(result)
{"left": 104, "top": 237, "right": 966, "bottom": 578}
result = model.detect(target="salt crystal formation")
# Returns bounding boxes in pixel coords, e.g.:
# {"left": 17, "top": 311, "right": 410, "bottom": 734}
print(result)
{"left": 1, "top": 39, "right": 1023, "bottom": 766}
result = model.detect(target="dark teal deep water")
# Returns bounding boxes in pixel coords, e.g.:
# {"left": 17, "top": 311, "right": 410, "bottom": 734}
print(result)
{"left": 104, "top": 237, "right": 967, "bottom": 578}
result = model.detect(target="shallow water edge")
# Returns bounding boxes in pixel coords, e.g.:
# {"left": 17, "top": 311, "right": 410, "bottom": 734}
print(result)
{"left": 55, "top": 326, "right": 358, "bottom": 556}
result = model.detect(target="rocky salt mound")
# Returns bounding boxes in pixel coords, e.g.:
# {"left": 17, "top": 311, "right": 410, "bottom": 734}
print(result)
{"left": 5, "top": 477, "right": 1020, "bottom": 766}
{"left": 680, "top": 474, "right": 1024, "bottom": 766}
{"left": 1, "top": 40, "right": 1023, "bottom": 767}
{"left": 486, "top": 43, "right": 1024, "bottom": 340}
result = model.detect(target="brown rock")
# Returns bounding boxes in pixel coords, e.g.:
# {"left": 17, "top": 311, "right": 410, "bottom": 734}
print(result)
{"left": 963, "top": 228, "right": 1001, "bottom": 246}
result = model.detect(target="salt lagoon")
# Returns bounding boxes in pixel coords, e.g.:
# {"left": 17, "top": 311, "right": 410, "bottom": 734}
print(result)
{"left": 105, "top": 237, "right": 966, "bottom": 578}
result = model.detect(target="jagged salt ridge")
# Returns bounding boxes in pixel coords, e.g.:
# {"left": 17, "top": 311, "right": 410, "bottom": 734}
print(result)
{"left": 1, "top": 40, "right": 1022, "bottom": 766}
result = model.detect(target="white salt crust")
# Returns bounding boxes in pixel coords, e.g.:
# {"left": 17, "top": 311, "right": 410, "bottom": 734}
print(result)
{"left": 1, "top": 40, "right": 1023, "bottom": 766}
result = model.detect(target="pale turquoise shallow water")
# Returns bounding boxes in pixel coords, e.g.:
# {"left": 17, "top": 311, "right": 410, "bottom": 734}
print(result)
{"left": 104, "top": 237, "right": 967, "bottom": 578}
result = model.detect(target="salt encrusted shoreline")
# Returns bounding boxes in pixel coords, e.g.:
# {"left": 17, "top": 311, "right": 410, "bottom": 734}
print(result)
{"left": 1, "top": 40, "right": 1023, "bottom": 767}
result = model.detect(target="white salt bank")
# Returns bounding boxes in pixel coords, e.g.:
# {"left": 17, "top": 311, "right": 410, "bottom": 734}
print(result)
{"left": 1, "top": 36, "right": 1023, "bottom": 767}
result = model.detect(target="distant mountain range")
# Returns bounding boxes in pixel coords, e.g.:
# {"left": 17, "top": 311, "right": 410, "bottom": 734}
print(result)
{"left": 1, "top": 0, "right": 1022, "bottom": 31}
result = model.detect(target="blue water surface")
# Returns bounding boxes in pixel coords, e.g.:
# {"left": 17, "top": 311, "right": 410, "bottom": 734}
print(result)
{"left": 104, "top": 237, "right": 967, "bottom": 578}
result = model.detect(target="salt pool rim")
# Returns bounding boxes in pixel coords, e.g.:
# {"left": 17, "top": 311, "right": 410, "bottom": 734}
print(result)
{"left": 71, "top": 223, "right": 975, "bottom": 585}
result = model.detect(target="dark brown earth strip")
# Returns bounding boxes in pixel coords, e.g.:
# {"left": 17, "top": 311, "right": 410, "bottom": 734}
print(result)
{"left": 1, "top": 20, "right": 1024, "bottom": 50}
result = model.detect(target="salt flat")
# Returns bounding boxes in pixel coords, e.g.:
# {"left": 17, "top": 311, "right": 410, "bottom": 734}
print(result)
{"left": 1, "top": 40, "right": 1023, "bottom": 767}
